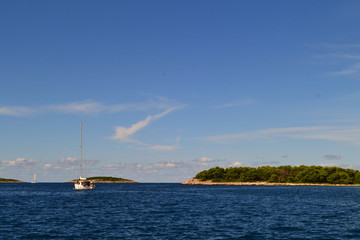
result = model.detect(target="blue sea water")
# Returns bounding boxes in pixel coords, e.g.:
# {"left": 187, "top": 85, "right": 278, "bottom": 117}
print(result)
{"left": 1, "top": 183, "right": 360, "bottom": 239}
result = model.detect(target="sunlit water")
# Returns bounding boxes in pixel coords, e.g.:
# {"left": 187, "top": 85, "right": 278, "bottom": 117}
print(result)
{"left": 1, "top": 183, "right": 360, "bottom": 239}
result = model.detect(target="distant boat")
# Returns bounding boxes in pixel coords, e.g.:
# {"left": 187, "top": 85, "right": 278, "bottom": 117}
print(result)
{"left": 74, "top": 122, "right": 95, "bottom": 190}
{"left": 32, "top": 173, "right": 37, "bottom": 183}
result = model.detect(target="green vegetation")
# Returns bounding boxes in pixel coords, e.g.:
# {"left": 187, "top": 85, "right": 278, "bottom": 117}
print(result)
{"left": 195, "top": 165, "right": 360, "bottom": 184}
{"left": 86, "top": 176, "right": 133, "bottom": 182}
{"left": 69, "top": 176, "right": 136, "bottom": 183}
{"left": 0, "top": 178, "right": 22, "bottom": 182}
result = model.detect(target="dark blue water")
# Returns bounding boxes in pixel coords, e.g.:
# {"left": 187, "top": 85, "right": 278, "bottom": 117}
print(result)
{"left": 1, "top": 183, "right": 360, "bottom": 239}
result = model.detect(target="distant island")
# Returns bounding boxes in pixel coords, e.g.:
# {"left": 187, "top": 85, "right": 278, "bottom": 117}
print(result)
{"left": 68, "top": 176, "right": 137, "bottom": 183}
{"left": 182, "top": 165, "right": 360, "bottom": 186}
{"left": 0, "top": 178, "right": 23, "bottom": 183}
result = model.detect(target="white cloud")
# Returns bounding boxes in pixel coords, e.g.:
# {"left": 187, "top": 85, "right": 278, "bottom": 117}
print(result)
{"left": 0, "top": 107, "right": 35, "bottom": 116}
{"left": 43, "top": 163, "right": 63, "bottom": 171}
{"left": 2, "top": 158, "right": 40, "bottom": 169}
{"left": 103, "top": 161, "right": 187, "bottom": 171}
{"left": 144, "top": 136, "right": 181, "bottom": 151}
{"left": 44, "top": 164, "right": 53, "bottom": 170}
{"left": 194, "top": 157, "right": 215, "bottom": 162}
{"left": 319, "top": 163, "right": 338, "bottom": 167}
{"left": 146, "top": 145, "right": 178, "bottom": 151}
{"left": 313, "top": 43, "right": 360, "bottom": 76}
{"left": 155, "top": 162, "right": 178, "bottom": 168}
{"left": 110, "top": 107, "right": 181, "bottom": 146}
{"left": 330, "top": 63, "right": 360, "bottom": 76}
{"left": 0, "top": 98, "right": 184, "bottom": 116}
{"left": 229, "top": 161, "right": 243, "bottom": 167}
{"left": 51, "top": 101, "right": 103, "bottom": 114}
{"left": 111, "top": 116, "right": 153, "bottom": 143}
{"left": 59, "top": 157, "right": 78, "bottom": 165}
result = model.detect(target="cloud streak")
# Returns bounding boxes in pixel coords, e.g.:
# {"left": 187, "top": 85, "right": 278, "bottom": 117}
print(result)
{"left": 0, "top": 98, "right": 183, "bottom": 116}
{"left": 0, "top": 107, "right": 35, "bottom": 116}
{"left": 199, "top": 126, "right": 360, "bottom": 145}
{"left": 324, "top": 154, "right": 342, "bottom": 160}
{"left": 110, "top": 107, "right": 182, "bottom": 151}
{"left": 314, "top": 42, "right": 360, "bottom": 76}
{"left": 330, "top": 63, "right": 360, "bottom": 76}
{"left": 110, "top": 107, "right": 179, "bottom": 143}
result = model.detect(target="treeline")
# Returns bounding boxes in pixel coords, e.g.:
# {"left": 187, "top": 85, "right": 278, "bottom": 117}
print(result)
{"left": 195, "top": 166, "right": 360, "bottom": 184}
{"left": 86, "top": 176, "right": 132, "bottom": 182}
{"left": 0, "top": 178, "right": 21, "bottom": 182}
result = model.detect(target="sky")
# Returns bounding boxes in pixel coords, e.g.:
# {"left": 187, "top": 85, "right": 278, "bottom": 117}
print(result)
{"left": 1, "top": 0, "right": 360, "bottom": 182}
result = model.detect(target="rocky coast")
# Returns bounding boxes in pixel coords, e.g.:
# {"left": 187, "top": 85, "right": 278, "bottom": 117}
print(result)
{"left": 181, "top": 178, "right": 360, "bottom": 186}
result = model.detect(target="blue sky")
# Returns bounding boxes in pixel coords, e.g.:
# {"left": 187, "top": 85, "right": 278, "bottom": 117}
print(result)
{"left": 1, "top": 0, "right": 360, "bottom": 182}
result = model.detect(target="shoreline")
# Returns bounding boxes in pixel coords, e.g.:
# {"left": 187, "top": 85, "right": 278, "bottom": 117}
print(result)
{"left": 0, "top": 181, "right": 24, "bottom": 183}
{"left": 181, "top": 178, "right": 360, "bottom": 186}
{"left": 67, "top": 180, "right": 137, "bottom": 183}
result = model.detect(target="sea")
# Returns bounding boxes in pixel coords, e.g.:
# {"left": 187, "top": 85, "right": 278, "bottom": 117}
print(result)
{"left": 1, "top": 183, "right": 360, "bottom": 239}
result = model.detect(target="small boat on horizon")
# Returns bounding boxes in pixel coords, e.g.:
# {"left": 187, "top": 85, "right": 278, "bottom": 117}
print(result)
{"left": 74, "top": 122, "right": 95, "bottom": 190}
{"left": 32, "top": 173, "right": 37, "bottom": 183}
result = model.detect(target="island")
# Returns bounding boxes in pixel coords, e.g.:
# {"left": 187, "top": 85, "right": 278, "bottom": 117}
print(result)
{"left": 0, "top": 178, "right": 23, "bottom": 183}
{"left": 68, "top": 176, "right": 137, "bottom": 183}
{"left": 182, "top": 165, "right": 360, "bottom": 186}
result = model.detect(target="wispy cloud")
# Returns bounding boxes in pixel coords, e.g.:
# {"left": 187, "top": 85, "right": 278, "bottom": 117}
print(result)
{"left": 0, "top": 98, "right": 184, "bottom": 116}
{"left": 145, "top": 145, "right": 178, "bottom": 151}
{"left": 199, "top": 127, "right": 330, "bottom": 143}
{"left": 110, "top": 107, "right": 178, "bottom": 143}
{"left": 330, "top": 63, "right": 360, "bottom": 76}
{"left": 0, "top": 107, "right": 35, "bottom": 116}
{"left": 110, "top": 107, "right": 183, "bottom": 151}
{"left": 50, "top": 101, "right": 104, "bottom": 114}
{"left": 229, "top": 161, "right": 243, "bottom": 167}
{"left": 58, "top": 157, "right": 78, "bottom": 165}
{"left": 143, "top": 136, "right": 181, "bottom": 151}
{"left": 314, "top": 43, "right": 360, "bottom": 76}
{"left": 319, "top": 163, "right": 339, "bottom": 168}
{"left": 199, "top": 126, "right": 360, "bottom": 145}
{"left": 250, "top": 161, "right": 281, "bottom": 167}
{"left": 42, "top": 157, "right": 98, "bottom": 172}
{"left": 313, "top": 53, "right": 360, "bottom": 61}
{"left": 1, "top": 158, "right": 40, "bottom": 169}
{"left": 104, "top": 161, "right": 188, "bottom": 171}
{"left": 194, "top": 157, "right": 216, "bottom": 163}
{"left": 322, "top": 43, "right": 360, "bottom": 49}
{"left": 324, "top": 154, "right": 341, "bottom": 160}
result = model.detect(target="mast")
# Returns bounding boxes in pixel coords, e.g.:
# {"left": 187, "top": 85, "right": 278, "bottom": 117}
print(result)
{"left": 80, "top": 121, "right": 83, "bottom": 179}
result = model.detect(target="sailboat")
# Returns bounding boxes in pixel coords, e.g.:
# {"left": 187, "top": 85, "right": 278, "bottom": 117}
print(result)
{"left": 74, "top": 122, "right": 95, "bottom": 190}
{"left": 32, "top": 173, "right": 37, "bottom": 183}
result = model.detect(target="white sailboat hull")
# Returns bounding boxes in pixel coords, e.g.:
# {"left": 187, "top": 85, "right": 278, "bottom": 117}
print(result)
{"left": 74, "top": 122, "right": 95, "bottom": 190}
{"left": 74, "top": 180, "right": 95, "bottom": 190}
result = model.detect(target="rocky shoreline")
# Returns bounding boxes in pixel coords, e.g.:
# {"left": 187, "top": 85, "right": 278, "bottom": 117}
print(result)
{"left": 181, "top": 178, "right": 360, "bottom": 186}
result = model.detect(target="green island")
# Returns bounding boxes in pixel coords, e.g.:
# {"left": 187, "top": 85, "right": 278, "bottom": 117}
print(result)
{"left": 68, "top": 176, "right": 137, "bottom": 183}
{"left": 0, "top": 178, "right": 23, "bottom": 183}
{"left": 182, "top": 165, "right": 360, "bottom": 186}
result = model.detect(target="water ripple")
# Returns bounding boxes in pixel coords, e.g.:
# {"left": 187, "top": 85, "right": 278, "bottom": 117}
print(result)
{"left": 1, "top": 183, "right": 360, "bottom": 239}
